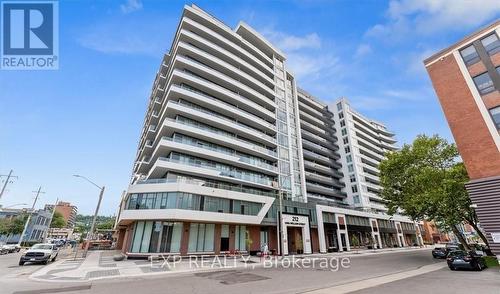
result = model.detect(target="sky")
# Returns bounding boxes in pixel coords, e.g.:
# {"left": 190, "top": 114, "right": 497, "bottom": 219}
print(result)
{"left": 1, "top": 0, "right": 500, "bottom": 215}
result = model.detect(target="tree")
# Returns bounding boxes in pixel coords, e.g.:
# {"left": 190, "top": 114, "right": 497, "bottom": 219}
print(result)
{"left": 50, "top": 211, "right": 66, "bottom": 228}
{"left": 0, "top": 214, "right": 26, "bottom": 236}
{"left": 97, "top": 220, "right": 115, "bottom": 230}
{"left": 379, "top": 134, "right": 488, "bottom": 250}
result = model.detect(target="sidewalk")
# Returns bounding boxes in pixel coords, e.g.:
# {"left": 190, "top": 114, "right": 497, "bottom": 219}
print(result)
{"left": 29, "top": 246, "right": 432, "bottom": 283}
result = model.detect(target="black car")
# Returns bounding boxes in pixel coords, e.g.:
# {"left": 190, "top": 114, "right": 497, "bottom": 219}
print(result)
{"left": 447, "top": 250, "right": 487, "bottom": 271}
{"left": 432, "top": 247, "right": 448, "bottom": 258}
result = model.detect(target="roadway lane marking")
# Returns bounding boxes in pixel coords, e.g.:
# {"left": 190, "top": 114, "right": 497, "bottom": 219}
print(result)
{"left": 301, "top": 262, "right": 447, "bottom": 294}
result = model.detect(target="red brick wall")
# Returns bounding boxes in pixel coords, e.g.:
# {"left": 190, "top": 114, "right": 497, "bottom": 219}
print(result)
{"left": 248, "top": 226, "right": 261, "bottom": 251}
{"left": 310, "top": 228, "right": 319, "bottom": 253}
{"left": 180, "top": 222, "right": 190, "bottom": 255}
{"left": 426, "top": 54, "right": 500, "bottom": 179}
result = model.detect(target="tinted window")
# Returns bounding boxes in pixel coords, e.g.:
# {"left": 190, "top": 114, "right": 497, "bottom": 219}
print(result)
{"left": 473, "top": 72, "right": 495, "bottom": 95}
{"left": 489, "top": 106, "right": 500, "bottom": 129}
{"left": 448, "top": 250, "right": 466, "bottom": 257}
{"left": 481, "top": 33, "right": 500, "bottom": 55}
{"left": 460, "top": 45, "right": 480, "bottom": 65}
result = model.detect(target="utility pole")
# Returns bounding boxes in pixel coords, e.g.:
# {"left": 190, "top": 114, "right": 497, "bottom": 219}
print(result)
{"left": 0, "top": 169, "right": 18, "bottom": 201}
{"left": 18, "top": 187, "right": 45, "bottom": 246}
{"left": 42, "top": 197, "right": 59, "bottom": 242}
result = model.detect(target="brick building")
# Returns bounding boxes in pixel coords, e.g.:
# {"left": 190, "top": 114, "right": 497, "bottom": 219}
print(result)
{"left": 424, "top": 20, "right": 500, "bottom": 255}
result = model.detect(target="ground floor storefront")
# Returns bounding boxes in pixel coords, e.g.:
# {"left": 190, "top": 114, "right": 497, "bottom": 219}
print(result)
{"left": 118, "top": 221, "right": 281, "bottom": 256}
{"left": 116, "top": 203, "right": 423, "bottom": 257}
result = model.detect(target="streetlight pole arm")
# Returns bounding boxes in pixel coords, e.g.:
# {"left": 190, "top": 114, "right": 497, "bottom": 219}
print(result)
{"left": 73, "top": 175, "right": 102, "bottom": 190}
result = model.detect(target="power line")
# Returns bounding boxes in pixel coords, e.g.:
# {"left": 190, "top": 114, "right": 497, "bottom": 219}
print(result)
{"left": 0, "top": 169, "right": 18, "bottom": 201}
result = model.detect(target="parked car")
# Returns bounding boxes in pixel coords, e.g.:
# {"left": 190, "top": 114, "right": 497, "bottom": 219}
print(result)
{"left": 19, "top": 243, "right": 58, "bottom": 266}
{"left": 447, "top": 250, "right": 487, "bottom": 271}
{"left": 432, "top": 247, "right": 449, "bottom": 258}
{"left": 2, "top": 244, "right": 20, "bottom": 253}
{"left": 0, "top": 245, "right": 8, "bottom": 255}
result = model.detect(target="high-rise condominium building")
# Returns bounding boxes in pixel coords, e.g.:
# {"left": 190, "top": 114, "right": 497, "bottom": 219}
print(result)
{"left": 333, "top": 98, "right": 397, "bottom": 212}
{"left": 424, "top": 20, "right": 500, "bottom": 255}
{"left": 45, "top": 201, "right": 78, "bottom": 228}
{"left": 115, "top": 5, "right": 422, "bottom": 256}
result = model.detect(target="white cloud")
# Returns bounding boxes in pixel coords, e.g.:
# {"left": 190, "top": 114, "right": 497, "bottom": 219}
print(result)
{"left": 355, "top": 44, "right": 372, "bottom": 58}
{"left": 262, "top": 29, "right": 321, "bottom": 51}
{"left": 120, "top": 0, "right": 143, "bottom": 14}
{"left": 286, "top": 52, "right": 339, "bottom": 80}
{"left": 367, "top": 0, "right": 500, "bottom": 39}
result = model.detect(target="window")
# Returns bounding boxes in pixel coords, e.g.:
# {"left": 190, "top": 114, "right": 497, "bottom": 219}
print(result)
{"left": 350, "top": 174, "right": 356, "bottom": 183}
{"left": 341, "top": 128, "right": 347, "bottom": 136}
{"left": 275, "top": 59, "right": 283, "bottom": 69}
{"left": 460, "top": 45, "right": 479, "bottom": 66}
{"left": 353, "top": 195, "right": 360, "bottom": 204}
{"left": 344, "top": 146, "right": 350, "bottom": 153}
{"left": 188, "top": 223, "right": 215, "bottom": 252}
{"left": 234, "top": 226, "right": 247, "bottom": 251}
{"left": 339, "top": 112, "right": 344, "bottom": 119}
{"left": 348, "top": 164, "right": 354, "bottom": 172}
{"left": 277, "top": 109, "right": 287, "bottom": 121}
{"left": 481, "top": 33, "right": 500, "bottom": 55}
{"left": 489, "top": 106, "right": 500, "bottom": 129}
{"left": 340, "top": 120, "right": 345, "bottom": 127}
{"left": 346, "top": 154, "right": 352, "bottom": 163}
{"left": 343, "top": 137, "right": 349, "bottom": 144}
{"left": 278, "top": 133, "right": 289, "bottom": 147}
{"left": 351, "top": 185, "right": 358, "bottom": 193}
{"left": 473, "top": 72, "right": 495, "bottom": 95}
{"left": 337, "top": 102, "right": 342, "bottom": 111}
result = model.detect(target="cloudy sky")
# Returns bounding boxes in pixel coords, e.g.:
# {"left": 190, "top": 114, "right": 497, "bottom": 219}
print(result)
{"left": 1, "top": 0, "right": 500, "bottom": 214}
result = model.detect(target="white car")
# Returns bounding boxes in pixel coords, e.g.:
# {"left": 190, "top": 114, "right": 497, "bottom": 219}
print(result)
{"left": 19, "top": 243, "right": 58, "bottom": 265}
{"left": 1, "top": 244, "right": 20, "bottom": 253}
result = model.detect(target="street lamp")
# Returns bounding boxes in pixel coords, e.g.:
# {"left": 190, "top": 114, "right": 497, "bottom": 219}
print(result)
{"left": 73, "top": 174, "right": 105, "bottom": 257}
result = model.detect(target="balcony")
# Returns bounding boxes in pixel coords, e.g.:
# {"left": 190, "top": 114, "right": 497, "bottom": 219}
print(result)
{"left": 165, "top": 100, "right": 277, "bottom": 146}
{"left": 305, "top": 182, "right": 343, "bottom": 198}
{"left": 159, "top": 117, "right": 278, "bottom": 160}
{"left": 299, "top": 109, "right": 326, "bottom": 127}
{"left": 181, "top": 17, "right": 275, "bottom": 78}
{"left": 148, "top": 157, "right": 277, "bottom": 190}
{"left": 176, "top": 41, "right": 275, "bottom": 98}
{"left": 302, "top": 139, "right": 332, "bottom": 157}
{"left": 171, "top": 83, "right": 276, "bottom": 132}
{"left": 176, "top": 54, "right": 275, "bottom": 110}
{"left": 150, "top": 136, "right": 278, "bottom": 175}
{"left": 135, "top": 177, "right": 276, "bottom": 198}
{"left": 302, "top": 149, "right": 340, "bottom": 168}
{"left": 171, "top": 69, "right": 275, "bottom": 119}
{"left": 301, "top": 130, "right": 338, "bottom": 150}
{"left": 303, "top": 160, "right": 342, "bottom": 178}
{"left": 179, "top": 29, "right": 275, "bottom": 87}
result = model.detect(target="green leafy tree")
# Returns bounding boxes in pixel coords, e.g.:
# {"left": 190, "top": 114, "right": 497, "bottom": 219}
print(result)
{"left": 97, "top": 220, "right": 115, "bottom": 230}
{"left": 379, "top": 134, "right": 489, "bottom": 250}
{"left": 50, "top": 211, "right": 66, "bottom": 228}
{"left": 0, "top": 214, "right": 26, "bottom": 236}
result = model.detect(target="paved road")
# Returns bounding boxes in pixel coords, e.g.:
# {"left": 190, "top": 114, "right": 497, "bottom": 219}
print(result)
{"left": 1, "top": 249, "right": 498, "bottom": 294}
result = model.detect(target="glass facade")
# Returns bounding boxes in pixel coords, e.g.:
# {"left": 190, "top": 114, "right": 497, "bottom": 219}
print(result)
{"left": 126, "top": 192, "right": 262, "bottom": 215}
{"left": 188, "top": 223, "right": 215, "bottom": 252}
{"left": 130, "top": 221, "right": 183, "bottom": 253}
